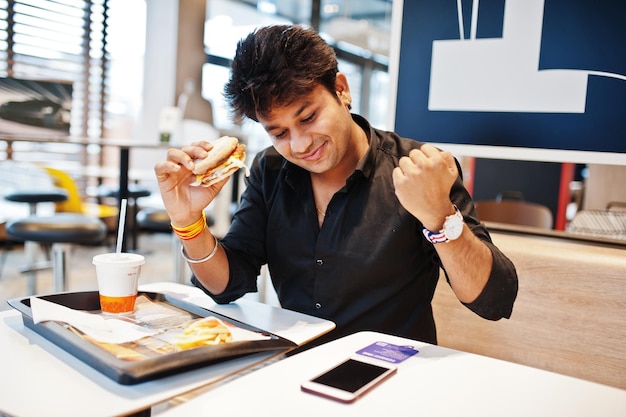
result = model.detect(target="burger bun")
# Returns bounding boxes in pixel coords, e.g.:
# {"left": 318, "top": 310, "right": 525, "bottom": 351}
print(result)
{"left": 190, "top": 136, "right": 248, "bottom": 187}
{"left": 192, "top": 136, "right": 239, "bottom": 175}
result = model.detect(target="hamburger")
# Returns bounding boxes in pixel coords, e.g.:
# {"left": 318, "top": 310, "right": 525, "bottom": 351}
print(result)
{"left": 191, "top": 136, "right": 248, "bottom": 187}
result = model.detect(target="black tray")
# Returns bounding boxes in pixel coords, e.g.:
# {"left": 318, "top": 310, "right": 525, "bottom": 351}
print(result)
{"left": 8, "top": 291, "right": 297, "bottom": 384}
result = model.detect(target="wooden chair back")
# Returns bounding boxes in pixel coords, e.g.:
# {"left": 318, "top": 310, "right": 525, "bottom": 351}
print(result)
{"left": 474, "top": 200, "right": 553, "bottom": 229}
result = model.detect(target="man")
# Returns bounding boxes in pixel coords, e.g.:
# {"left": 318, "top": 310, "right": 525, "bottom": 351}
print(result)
{"left": 154, "top": 24, "right": 518, "bottom": 346}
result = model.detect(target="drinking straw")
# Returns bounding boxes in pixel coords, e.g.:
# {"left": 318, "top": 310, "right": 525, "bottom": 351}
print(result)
{"left": 116, "top": 198, "right": 128, "bottom": 254}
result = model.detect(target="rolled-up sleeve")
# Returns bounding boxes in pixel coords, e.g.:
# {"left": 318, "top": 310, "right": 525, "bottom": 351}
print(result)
{"left": 449, "top": 179, "right": 519, "bottom": 320}
{"left": 462, "top": 241, "right": 518, "bottom": 320}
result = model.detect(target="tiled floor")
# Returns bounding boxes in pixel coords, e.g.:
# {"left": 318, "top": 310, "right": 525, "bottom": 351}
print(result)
{"left": 0, "top": 232, "right": 187, "bottom": 312}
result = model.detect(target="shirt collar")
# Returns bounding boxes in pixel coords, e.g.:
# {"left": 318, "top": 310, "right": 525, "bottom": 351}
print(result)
{"left": 352, "top": 113, "right": 377, "bottom": 181}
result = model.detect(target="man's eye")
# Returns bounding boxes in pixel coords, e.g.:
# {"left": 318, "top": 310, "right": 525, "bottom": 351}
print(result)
{"left": 302, "top": 113, "right": 315, "bottom": 123}
{"left": 273, "top": 130, "right": 287, "bottom": 139}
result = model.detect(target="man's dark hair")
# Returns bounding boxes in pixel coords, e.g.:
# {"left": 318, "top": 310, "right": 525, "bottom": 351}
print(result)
{"left": 224, "top": 24, "right": 339, "bottom": 122}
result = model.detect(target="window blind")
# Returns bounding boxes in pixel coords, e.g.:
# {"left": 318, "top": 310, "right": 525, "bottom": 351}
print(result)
{"left": 0, "top": 0, "right": 108, "bottom": 138}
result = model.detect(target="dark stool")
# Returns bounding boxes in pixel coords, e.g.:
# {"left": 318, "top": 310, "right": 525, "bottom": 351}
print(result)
{"left": 4, "top": 188, "right": 70, "bottom": 291}
{"left": 5, "top": 189, "right": 69, "bottom": 215}
{"left": 136, "top": 208, "right": 215, "bottom": 232}
{"left": 99, "top": 184, "right": 151, "bottom": 251}
{"left": 7, "top": 213, "right": 107, "bottom": 294}
{"left": 136, "top": 207, "right": 173, "bottom": 233}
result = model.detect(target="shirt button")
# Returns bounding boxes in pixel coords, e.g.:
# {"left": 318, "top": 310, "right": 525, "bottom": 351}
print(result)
{"left": 316, "top": 259, "right": 323, "bottom": 266}
{"left": 315, "top": 303, "right": 322, "bottom": 309}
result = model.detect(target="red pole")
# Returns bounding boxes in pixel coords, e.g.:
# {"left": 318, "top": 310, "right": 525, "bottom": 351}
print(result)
{"left": 556, "top": 163, "right": 575, "bottom": 230}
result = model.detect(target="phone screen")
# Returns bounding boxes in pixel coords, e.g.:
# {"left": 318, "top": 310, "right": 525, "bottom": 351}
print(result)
{"left": 311, "top": 359, "right": 391, "bottom": 393}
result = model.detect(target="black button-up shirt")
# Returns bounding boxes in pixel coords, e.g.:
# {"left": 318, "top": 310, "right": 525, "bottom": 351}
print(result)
{"left": 193, "top": 115, "right": 518, "bottom": 345}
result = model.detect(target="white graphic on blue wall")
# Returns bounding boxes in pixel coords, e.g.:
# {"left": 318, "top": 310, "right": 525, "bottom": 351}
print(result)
{"left": 428, "top": 0, "right": 626, "bottom": 113}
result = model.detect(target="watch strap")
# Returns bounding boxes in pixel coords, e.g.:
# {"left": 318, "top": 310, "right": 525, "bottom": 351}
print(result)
{"left": 422, "top": 205, "right": 463, "bottom": 244}
{"left": 422, "top": 228, "right": 450, "bottom": 244}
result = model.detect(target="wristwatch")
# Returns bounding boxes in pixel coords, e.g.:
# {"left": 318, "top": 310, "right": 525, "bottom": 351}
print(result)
{"left": 422, "top": 205, "right": 464, "bottom": 244}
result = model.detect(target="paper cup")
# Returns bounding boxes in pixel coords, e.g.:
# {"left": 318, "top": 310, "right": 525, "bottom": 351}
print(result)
{"left": 93, "top": 253, "right": 145, "bottom": 314}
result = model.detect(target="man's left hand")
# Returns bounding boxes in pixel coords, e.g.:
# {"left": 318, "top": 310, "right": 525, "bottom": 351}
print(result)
{"left": 392, "top": 144, "right": 459, "bottom": 230}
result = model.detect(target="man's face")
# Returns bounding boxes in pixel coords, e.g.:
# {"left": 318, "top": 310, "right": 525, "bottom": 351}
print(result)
{"left": 257, "top": 77, "right": 353, "bottom": 175}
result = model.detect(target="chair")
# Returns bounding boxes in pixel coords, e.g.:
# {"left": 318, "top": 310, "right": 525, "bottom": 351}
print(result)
{"left": 474, "top": 200, "right": 554, "bottom": 229}
{"left": 1, "top": 161, "right": 66, "bottom": 289}
{"left": 44, "top": 167, "right": 119, "bottom": 231}
{"left": 97, "top": 184, "right": 151, "bottom": 251}
{"left": 6, "top": 213, "right": 107, "bottom": 294}
{"left": 1, "top": 163, "right": 108, "bottom": 294}
{"left": 1, "top": 160, "right": 68, "bottom": 217}
{"left": 607, "top": 201, "right": 626, "bottom": 212}
{"left": 496, "top": 190, "right": 524, "bottom": 201}
{"left": 2, "top": 187, "right": 70, "bottom": 292}
{"left": 5, "top": 189, "right": 69, "bottom": 215}
{"left": 136, "top": 207, "right": 173, "bottom": 233}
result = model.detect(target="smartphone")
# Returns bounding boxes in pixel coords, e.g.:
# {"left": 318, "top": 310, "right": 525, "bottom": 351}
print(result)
{"left": 300, "top": 357, "right": 397, "bottom": 403}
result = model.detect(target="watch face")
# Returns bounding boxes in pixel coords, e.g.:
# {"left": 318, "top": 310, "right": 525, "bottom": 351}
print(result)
{"left": 444, "top": 213, "right": 464, "bottom": 240}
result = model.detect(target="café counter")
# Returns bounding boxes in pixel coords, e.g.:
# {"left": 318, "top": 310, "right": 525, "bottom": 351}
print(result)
{"left": 433, "top": 224, "right": 626, "bottom": 390}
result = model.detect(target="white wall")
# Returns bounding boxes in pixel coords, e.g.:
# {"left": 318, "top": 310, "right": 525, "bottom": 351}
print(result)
{"left": 139, "top": 0, "right": 179, "bottom": 145}
{"left": 128, "top": 0, "right": 180, "bottom": 184}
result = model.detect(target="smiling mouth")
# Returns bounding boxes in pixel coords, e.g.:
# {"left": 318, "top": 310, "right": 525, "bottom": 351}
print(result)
{"left": 302, "top": 143, "right": 325, "bottom": 161}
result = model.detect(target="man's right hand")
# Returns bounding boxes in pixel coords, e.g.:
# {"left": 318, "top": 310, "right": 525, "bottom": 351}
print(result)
{"left": 154, "top": 141, "right": 229, "bottom": 227}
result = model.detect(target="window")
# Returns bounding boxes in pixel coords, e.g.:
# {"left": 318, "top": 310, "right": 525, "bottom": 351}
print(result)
{"left": 204, "top": 0, "right": 392, "bottom": 133}
{"left": 0, "top": 0, "right": 145, "bottom": 140}
{"left": 1, "top": 0, "right": 103, "bottom": 138}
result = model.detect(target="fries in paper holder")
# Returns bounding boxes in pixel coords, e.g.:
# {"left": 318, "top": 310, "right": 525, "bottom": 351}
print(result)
{"left": 173, "top": 316, "right": 233, "bottom": 350}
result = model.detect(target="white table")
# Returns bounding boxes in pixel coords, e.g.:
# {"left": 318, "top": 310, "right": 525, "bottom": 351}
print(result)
{"left": 157, "top": 331, "right": 626, "bottom": 417}
{"left": 0, "top": 282, "right": 334, "bottom": 417}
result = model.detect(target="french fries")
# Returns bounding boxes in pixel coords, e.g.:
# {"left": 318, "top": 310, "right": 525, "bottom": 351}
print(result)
{"left": 173, "top": 317, "right": 232, "bottom": 350}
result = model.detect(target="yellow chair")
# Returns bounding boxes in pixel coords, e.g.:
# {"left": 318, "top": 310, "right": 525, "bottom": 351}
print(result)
{"left": 43, "top": 167, "right": 119, "bottom": 231}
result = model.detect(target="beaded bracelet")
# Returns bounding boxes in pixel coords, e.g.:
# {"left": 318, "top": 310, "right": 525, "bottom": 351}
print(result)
{"left": 171, "top": 212, "right": 206, "bottom": 241}
{"left": 180, "top": 235, "right": 219, "bottom": 264}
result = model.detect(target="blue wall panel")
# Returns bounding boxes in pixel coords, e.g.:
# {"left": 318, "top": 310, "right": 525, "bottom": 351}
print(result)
{"left": 395, "top": 0, "right": 626, "bottom": 154}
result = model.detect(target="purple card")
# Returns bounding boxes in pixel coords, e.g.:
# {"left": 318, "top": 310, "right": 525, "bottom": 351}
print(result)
{"left": 356, "top": 341, "right": 419, "bottom": 364}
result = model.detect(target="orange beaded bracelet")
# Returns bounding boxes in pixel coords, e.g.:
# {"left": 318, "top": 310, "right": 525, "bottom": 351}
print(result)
{"left": 171, "top": 211, "right": 206, "bottom": 240}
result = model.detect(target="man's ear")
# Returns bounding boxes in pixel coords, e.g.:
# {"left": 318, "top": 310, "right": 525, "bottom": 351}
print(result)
{"left": 335, "top": 73, "right": 352, "bottom": 107}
